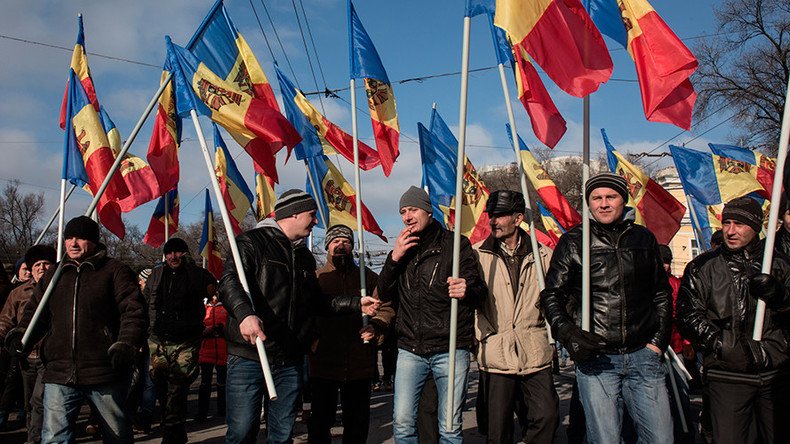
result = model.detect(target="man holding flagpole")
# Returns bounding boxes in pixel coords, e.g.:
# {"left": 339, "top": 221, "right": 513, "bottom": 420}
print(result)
{"left": 541, "top": 173, "right": 673, "bottom": 443}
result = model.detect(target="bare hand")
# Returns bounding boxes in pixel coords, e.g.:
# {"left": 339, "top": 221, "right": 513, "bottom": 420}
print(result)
{"left": 361, "top": 296, "right": 381, "bottom": 316}
{"left": 239, "top": 315, "right": 266, "bottom": 345}
{"left": 391, "top": 227, "right": 419, "bottom": 262}
{"left": 447, "top": 277, "right": 467, "bottom": 299}
{"left": 359, "top": 325, "right": 377, "bottom": 342}
{"left": 646, "top": 343, "right": 662, "bottom": 355}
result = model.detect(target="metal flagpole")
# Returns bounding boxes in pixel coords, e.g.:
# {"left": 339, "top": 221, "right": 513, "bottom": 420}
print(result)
{"left": 684, "top": 194, "right": 707, "bottom": 251}
{"left": 350, "top": 77, "right": 370, "bottom": 342}
{"left": 496, "top": 62, "right": 553, "bottom": 344}
{"left": 22, "top": 72, "right": 171, "bottom": 350}
{"left": 665, "top": 353, "right": 689, "bottom": 433}
{"left": 754, "top": 73, "right": 790, "bottom": 340}
{"left": 56, "top": 180, "right": 69, "bottom": 257}
{"left": 303, "top": 160, "right": 329, "bottom": 230}
{"left": 189, "top": 110, "right": 277, "bottom": 399}
{"left": 446, "top": 12, "right": 472, "bottom": 431}
{"left": 38, "top": 184, "right": 77, "bottom": 248}
{"left": 581, "top": 97, "right": 591, "bottom": 331}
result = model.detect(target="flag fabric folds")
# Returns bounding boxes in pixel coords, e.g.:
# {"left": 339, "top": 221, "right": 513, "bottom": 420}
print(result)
{"left": 603, "top": 129, "right": 685, "bottom": 244}
{"left": 275, "top": 65, "right": 381, "bottom": 168}
{"left": 348, "top": 1, "right": 399, "bottom": 176}
{"left": 60, "top": 15, "right": 98, "bottom": 129}
{"left": 146, "top": 65, "right": 182, "bottom": 196}
{"left": 708, "top": 144, "right": 775, "bottom": 195}
{"left": 512, "top": 45, "right": 567, "bottom": 148}
{"left": 537, "top": 202, "right": 564, "bottom": 248}
{"left": 305, "top": 154, "right": 386, "bottom": 241}
{"left": 506, "top": 124, "right": 580, "bottom": 230}
{"left": 213, "top": 124, "right": 254, "bottom": 235}
{"left": 254, "top": 162, "right": 276, "bottom": 221}
{"left": 200, "top": 189, "right": 224, "bottom": 280}
{"left": 485, "top": 11, "right": 513, "bottom": 67}
{"left": 494, "top": 0, "right": 613, "bottom": 98}
{"left": 585, "top": 0, "right": 697, "bottom": 129}
{"left": 143, "top": 188, "right": 179, "bottom": 248}
{"left": 420, "top": 109, "right": 491, "bottom": 244}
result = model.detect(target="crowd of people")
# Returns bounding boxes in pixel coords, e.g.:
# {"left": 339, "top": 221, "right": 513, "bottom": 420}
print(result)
{"left": 0, "top": 174, "right": 788, "bottom": 443}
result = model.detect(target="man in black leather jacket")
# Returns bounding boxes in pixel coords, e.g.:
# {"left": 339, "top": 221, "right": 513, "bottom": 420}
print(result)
{"left": 677, "top": 196, "right": 790, "bottom": 443}
{"left": 218, "top": 189, "right": 378, "bottom": 444}
{"left": 541, "top": 173, "right": 673, "bottom": 443}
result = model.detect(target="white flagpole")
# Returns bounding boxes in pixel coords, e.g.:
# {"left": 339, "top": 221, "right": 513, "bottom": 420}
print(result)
{"left": 754, "top": 73, "right": 790, "bottom": 340}
{"left": 350, "top": 78, "right": 370, "bottom": 341}
{"left": 48, "top": 182, "right": 77, "bottom": 252}
{"left": 189, "top": 110, "right": 277, "bottom": 399}
{"left": 581, "top": 97, "right": 591, "bottom": 331}
{"left": 303, "top": 160, "right": 329, "bottom": 229}
{"left": 684, "top": 194, "right": 707, "bottom": 250}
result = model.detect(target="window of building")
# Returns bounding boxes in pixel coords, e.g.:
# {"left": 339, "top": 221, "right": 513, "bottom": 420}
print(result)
{"left": 690, "top": 238, "right": 700, "bottom": 258}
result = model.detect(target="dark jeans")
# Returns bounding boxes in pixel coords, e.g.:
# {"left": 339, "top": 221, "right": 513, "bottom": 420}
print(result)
{"left": 22, "top": 358, "right": 44, "bottom": 443}
{"left": 308, "top": 377, "right": 371, "bottom": 444}
{"left": 198, "top": 363, "right": 226, "bottom": 417}
{"left": 482, "top": 369, "right": 559, "bottom": 444}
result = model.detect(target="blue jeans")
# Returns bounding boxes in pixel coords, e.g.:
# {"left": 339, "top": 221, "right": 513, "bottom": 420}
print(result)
{"left": 41, "top": 382, "right": 132, "bottom": 444}
{"left": 576, "top": 347, "right": 673, "bottom": 444}
{"left": 392, "top": 348, "right": 470, "bottom": 444}
{"left": 225, "top": 355, "right": 302, "bottom": 444}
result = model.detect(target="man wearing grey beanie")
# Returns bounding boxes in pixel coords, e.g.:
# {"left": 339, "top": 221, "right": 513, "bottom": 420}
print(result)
{"left": 378, "top": 186, "right": 486, "bottom": 442}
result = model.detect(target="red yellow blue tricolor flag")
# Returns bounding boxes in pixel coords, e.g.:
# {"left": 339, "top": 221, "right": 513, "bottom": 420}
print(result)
{"left": 604, "top": 129, "right": 685, "bottom": 244}
{"left": 98, "top": 107, "right": 160, "bottom": 212}
{"left": 537, "top": 202, "right": 565, "bottom": 248}
{"left": 506, "top": 124, "right": 580, "bottom": 230}
{"left": 349, "top": 1, "right": 399, "bottom": 176}
{"left": 146, "top": 60, "right": 182, "bottom": 196}
{"left": 709, "top": 144, "right": 775, "bottom": 196}
{"left": 275, "top": 65, "right": 381, "bottom": 169}
{"left": 200, "top": 189, "right": 224, "bottom": 280}
{"left": 305, "top": 154, "right": 386, "bottom": 241}
{"left": 143, "top": 188, "right": 179, "bottom": 248}
{"left": 213, "top": 124, "right": 253, "bottom": 236}
{"left": 494, "top": 0, "right": 613, "bottom": 98}
{"left": 59, "top": 15, "right": 98, "bottom": 130}
{"left": 584, "top": 0, "right": 697, "bottom": 130}
{"left": 186, "top": 0, "right": 286, "bottom": 181}
{"left": 512, "top": 45, "right": 567, "bottom": 148}
{"left": 254, "top": 162, "right": 276, "bottom": 222}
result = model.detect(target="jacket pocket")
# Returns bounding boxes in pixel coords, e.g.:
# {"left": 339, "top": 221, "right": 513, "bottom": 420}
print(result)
{"left": 478, "top": 331, "right": 518, "bottom": 372}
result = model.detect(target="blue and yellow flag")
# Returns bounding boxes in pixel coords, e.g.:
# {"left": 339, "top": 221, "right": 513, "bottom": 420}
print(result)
{"left": 254, "top": 163, "right": 276, "bottom": 221}
{"left": 200, "top": 189, "right": 224, "bottom": 280}
{"left": 60, "top": 15, "right": 98, "bottom": 129}
{"left": 708, "top": 143, "right": 775, "bottom": 196}
{"left": 213, "top": 124, "right": 253, "bottom": 236}
{"left": 537, "top": 202, "right": 564, "bottom": 248}
{"left": 143, "top": 188, "right": 179, "bottom": 248}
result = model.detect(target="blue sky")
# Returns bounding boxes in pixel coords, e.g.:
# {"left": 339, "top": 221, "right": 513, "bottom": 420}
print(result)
{"left": 0, "top": 0, "right": 731, "bottom": 248}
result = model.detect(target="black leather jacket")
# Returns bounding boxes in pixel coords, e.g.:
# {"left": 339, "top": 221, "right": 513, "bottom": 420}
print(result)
{"left": 377, "top": 220, "right": 487, "bottom": 355}
{"left": 541, "top": 209, "right": 672, "bottom": 352}
{"left": 218, "top": 220, "right": 361, "bottom": 366}
{"left": 676, "top": 239, "right": 790, "bottom": 375}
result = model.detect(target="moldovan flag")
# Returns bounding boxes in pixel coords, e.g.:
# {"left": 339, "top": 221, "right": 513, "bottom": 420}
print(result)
{"left": 494, "top": 0, "right": 612, "bottom": 97}
{"left": 146, "top": 61, "right": 182, "bottom": 196}
{"left": 200, "top": 189, "right": 224, "bottom": 280}
{"left": 537, "top": 202, "right": 565, "bottom": 248}
{"left": 420, "top": 108, "right": 491, "bottom": 244}
{"left": 186, "top": 0, "right": 286, "bottom": 181}
{"left": 603, "top": 129, "right": 685, "bottom": 244}
{"left": 349, "top": 1, "right": 399, "bottom": 176}
{"left": 254, "top": 162, "right": 276, "bottom": 221}
{"left": 305, "top": 154, "right": 386, "bottom": 241}
{"left": 709, "top": 144, "right": 775, "bottom": 196}
{"left": 513, "top": 45, "right": 566, "bottom": 148}
{"left": 506, "top": 124, "right": 580, "bottom": 230}
{"left": 63, "top": 68, "right": 127, "bottom": 239}
{"left": 60, "top": 15, "right": 98, "bottom": 129}
{"left": 585, "top": 0, "right": 697, "bottom": 129}
{"left": 276, "top": 65, "right": 380, "bottom": 169}
{"left": 98, "top": 107, "right": 160, "bottom": 212}
{"left": 143, "top": 188, "right": 179, "bottom": 248}
{"left": 213, "top": 124, "right": 253, "bottom": 235}
{"left": 165, "top": 37, "right": 301, "bottom": 180}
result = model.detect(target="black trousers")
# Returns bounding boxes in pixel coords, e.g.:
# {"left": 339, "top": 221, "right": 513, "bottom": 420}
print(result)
{"left": 483, "top": 368, "right": 559, "bottom": 444}
{"left": 307, "top": 377, "right": 371, "bottom": 444}
{"left": 708, "top": 374, "right": 790, "bottom": 444}
{"left": 197, "top": 363, "right": 226, "bottom": 417}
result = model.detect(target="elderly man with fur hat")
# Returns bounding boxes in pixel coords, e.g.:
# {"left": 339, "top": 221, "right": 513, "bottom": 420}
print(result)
{"left": 677, "top": 196, "right": 790, "bottom": 443}
{"left": 143, "top": 236, "right": 216, "bottom": 443}
{"left": 541, "top": 172, "right": 673, "bottom": 443}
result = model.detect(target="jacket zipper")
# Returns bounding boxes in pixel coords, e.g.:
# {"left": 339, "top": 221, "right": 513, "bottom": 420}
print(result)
{"left": 70, "top": 265, "right": 81, "bottom": 384}
{"left": 428, "top": 263, "right": 439, "bottom": 288}
{"left": 614, "top": 225, "right": 632, "bottom": 344}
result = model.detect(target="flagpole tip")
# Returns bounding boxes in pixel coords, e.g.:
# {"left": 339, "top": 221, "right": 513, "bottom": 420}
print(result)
{"left": 432, "top": 102, "right": 437, "bottom": 109}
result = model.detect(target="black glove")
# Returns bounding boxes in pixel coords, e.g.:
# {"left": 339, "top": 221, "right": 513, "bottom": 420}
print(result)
{"left": 4, "top": 327, "right": 26, "bottom": 359}
{"left": 108, "top": 342, "right": 136, "bottom": 371}
{"left": 748, "top": 273, "right": 786, "bottom": 309}
{"left": 558, "top": 324, "right": 607, "bottom": 363}
{"left": 717, "top": 331, "right": 769, "bottom": 372}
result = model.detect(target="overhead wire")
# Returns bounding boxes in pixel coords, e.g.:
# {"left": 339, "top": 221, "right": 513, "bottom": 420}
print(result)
{"left": 258, "top": 0, "right": 300, "bottom": 88}
{"left": 290, "top": 0, "right": 326, "bottom": 115}
{"left": 248, "top": 0, "right": 277, "bottom": 61}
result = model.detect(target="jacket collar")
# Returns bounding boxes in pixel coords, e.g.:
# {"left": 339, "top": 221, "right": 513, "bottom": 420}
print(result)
{"left": 479, "top": 228, "right": 530, "bottom": 256}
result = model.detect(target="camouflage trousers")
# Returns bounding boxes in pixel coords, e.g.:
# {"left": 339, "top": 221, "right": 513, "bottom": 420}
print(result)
{"left": 148, "top": 338, "right": 200, "bottom": 426}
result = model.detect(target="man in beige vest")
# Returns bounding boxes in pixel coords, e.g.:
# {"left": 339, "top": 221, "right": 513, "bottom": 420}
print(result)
{"left": 474, "top": 190, "right": 559, "bottom": 444}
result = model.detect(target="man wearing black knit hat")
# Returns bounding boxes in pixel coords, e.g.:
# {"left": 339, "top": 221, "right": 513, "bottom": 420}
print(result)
{"left": 541, "top": 172, "right": 673, "bottom": 443}
{"left": 143, "top": 236, "right": 216, "bottom": 442}
{"left": 220, "top": 189, "right": 380, "bottom": 444}
{"left": 677, "top": 196, "right": 790, "bottom": 443}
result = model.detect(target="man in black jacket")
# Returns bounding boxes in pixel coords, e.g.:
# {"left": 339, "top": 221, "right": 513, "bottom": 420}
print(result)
{"left": 541, "top": 173, "right": 673, "bottom": 443}
{"left": 219, "top": 189, "right": 379, "bottom": 444}
{"left": 6, "top": 216, "right": 146, "bottom": 444}
{"left": 677, "top": 196, "right": 790, "bottom": 443}
{"left": 144, "top": 237, "right": 216, "bottom": 443}
{"left": 377, "top": 186, "right": 487, "bottom": 443}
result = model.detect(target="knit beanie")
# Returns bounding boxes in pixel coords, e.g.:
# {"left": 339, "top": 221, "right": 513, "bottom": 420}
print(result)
{"left": 485, "top": 190, "right": 526, "bottom": 216}
{"left": 585, "top": 173, "right": 629, "bottom": 204}
{"left": 324, "top": 224, "right": 354, "bottom": 250}
{"left": 163, "top": 237, "right": 190, "bottom": 255}
{"left": 722, "top": 196, "right": 763, "bottom": 233}
{"left": 399, "top": 186, "right": 432, "bottom": 213}
{"left": 274, "top": 189, "right": 317, "bottom": 220}
{"left": 63, "top": 216, "right": 100, "bottom": 245}
{"left": 24, "top": 245, "right": 57, "bottom": 268}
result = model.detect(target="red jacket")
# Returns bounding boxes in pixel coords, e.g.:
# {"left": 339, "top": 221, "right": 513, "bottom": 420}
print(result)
{"left": 199, "top": 302, "right": 228, "bottom": 365}
{"left": 669, "top": 274, "right": 690, "bottom": 353}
